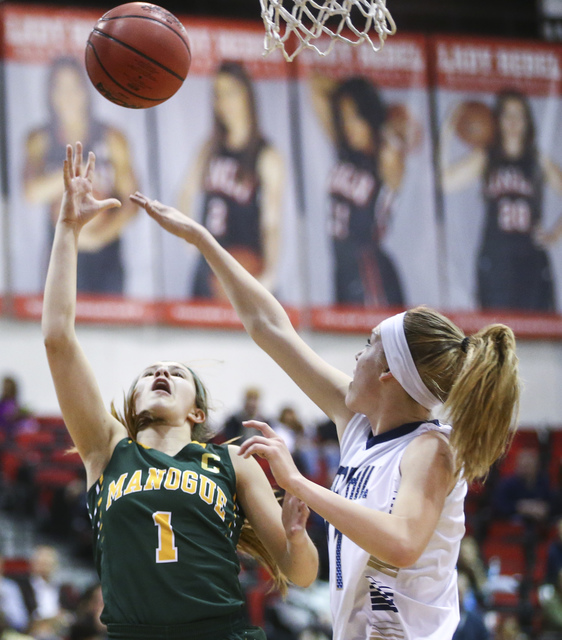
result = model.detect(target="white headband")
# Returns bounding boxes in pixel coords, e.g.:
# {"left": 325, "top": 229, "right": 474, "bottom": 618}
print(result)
{"left": 379, "top": 312, "right": 442, "bottom": 411}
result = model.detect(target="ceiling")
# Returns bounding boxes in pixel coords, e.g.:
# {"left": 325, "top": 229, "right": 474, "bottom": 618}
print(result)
{"left": 17, "top": 0, "right": 542, "bottom": 39}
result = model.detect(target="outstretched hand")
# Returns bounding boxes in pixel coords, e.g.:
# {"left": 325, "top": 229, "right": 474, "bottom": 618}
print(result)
{"left": 238, "top": 420, "right": 303, "bottom": 493}
{"left": 61, "top": 143, "right": 121, "bottom": 229}
{"left": 129, "top": 192, "right": 207, "bottom": 245}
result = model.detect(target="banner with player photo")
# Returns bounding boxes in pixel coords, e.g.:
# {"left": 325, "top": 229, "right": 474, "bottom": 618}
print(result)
{"left": 433, "top": 35, "right": 562, "bottom": 337}
{"left": 3, "top": 4, "right": 157, "bottom": 323}
{"left": 294, "top": 34, "right": 440, "bottom": 332}
{"left": 152, "top": 16, "right": 301, "bottom": 328}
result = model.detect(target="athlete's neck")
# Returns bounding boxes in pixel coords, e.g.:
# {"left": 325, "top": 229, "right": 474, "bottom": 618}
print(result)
{"left": 365, "top": 388, "right": 430, "bottom": 438}
{"left": 137, "top": 422, "right": 193, "bottom": 456}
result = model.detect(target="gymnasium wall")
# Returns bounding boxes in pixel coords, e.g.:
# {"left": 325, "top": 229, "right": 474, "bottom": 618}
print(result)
{"left": 2, "top": 317, "right": 562, "bottom": 430}
{"left": 1, "top": 4, "right": 562, "bottom": 430}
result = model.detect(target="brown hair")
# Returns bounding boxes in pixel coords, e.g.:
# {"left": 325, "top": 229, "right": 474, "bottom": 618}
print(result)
{"left": 403, "top": 307, "right": 520, "bottom": 484}
{"left": 111, "top": 365, "right": 289, "bottom": 595}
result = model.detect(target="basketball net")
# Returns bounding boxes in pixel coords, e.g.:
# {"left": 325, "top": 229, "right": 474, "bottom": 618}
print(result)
{"left": 259, "top": 0, "right": 397, "bottom": 62}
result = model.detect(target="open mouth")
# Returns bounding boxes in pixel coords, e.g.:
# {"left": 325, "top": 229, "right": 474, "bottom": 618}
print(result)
{"left": 152, "top": 379, "right": 171, "bottom": 394}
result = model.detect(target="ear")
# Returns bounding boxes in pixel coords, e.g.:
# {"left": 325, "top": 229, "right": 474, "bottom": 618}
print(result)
{"left": 379, "top": 369, "right": 394, "bottom": 382}
{"left": 188, "top": 408, "right": 206, "bottom": 424}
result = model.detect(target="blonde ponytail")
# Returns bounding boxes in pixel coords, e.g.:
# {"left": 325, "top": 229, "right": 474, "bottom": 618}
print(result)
{"left": 237, "top": 515, "right": 290, "bottom": 597}
{"left": 445, "top": 324, "right": 519, "bottom": 483}
{"left": 404, "top": 307, "right": 520, "bottom": 484}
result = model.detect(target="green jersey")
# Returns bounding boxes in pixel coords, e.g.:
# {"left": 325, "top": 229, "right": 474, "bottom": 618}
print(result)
{"left": 87, "top": 438, "right": 246, "bottom": 628}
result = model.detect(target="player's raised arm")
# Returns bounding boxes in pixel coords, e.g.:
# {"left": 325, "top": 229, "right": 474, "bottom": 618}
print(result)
{"left": 42, "top": 143, "right": 126, "bottom": 486}
{"left": 130, "top": 193, "right": 354, "bottom": 436}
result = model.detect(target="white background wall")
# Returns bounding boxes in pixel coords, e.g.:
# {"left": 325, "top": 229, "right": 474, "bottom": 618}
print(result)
{"left": 2, "top": 317, "right": 561, "bottom": 432}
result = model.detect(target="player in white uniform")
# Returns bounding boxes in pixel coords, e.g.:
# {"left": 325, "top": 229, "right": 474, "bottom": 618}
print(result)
{"left": 130, "top": 193, "right": 521, "bottom": 640}
{"left": 329, "top": 414, "right": 466, "bottom": 639}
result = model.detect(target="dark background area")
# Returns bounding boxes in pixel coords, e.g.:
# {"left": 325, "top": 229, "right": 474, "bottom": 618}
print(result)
{"left": 12, "top": 0, "right": 543, "bottom": 39}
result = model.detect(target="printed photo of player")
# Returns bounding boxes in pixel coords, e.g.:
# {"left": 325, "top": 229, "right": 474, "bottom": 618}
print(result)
{"left": 442, "top": 89, "right": 562, "bottom": 312}
{"left": 178, "top": 61, "right": 284, "bottom": 300}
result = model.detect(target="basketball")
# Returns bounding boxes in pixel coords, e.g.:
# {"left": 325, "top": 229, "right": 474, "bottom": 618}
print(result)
{"left": 85, "top": 2, "right": 191, "bottom": 109}
{"left": 454, "top": 101, "right": 495, "bottom": 148}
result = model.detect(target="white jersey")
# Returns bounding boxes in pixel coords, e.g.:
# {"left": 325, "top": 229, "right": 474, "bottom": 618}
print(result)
{"left": 328, "top": 414, "right": 467, "bottom": 640}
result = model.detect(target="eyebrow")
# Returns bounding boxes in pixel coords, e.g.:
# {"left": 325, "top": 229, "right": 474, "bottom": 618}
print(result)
{"left": 170, "top": 365, "right": 189, "bottom": 374}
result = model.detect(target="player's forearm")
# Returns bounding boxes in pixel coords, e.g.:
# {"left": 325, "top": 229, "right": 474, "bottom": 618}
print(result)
{"left": 193, "top": 229, "right": 292, "bottom": 338}
{"left": 288, "top": 475, "right": 425, "bottom": 568}
{"left": 42, "top": 220, "right": 79, "bottom": 345}
{"left": 280, "top": 533, "right": 319, "bottom": 587}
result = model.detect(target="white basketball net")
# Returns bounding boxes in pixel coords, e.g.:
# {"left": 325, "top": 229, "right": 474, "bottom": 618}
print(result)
{"left": 260, "top": 0, "right": 397, "bottom": 62}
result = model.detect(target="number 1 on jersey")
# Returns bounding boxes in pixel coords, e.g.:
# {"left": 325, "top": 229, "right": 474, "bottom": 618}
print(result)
{"left": 153, "top": 511, "right": 178, "bottom": 563}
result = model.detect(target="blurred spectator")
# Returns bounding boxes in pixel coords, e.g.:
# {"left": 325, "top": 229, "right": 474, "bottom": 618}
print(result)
{"left": 0, "top": 553, "right": 29, "bottom": 633}
{"left": 0, "top": 611, "right": 34, "bottom": 640}
{"left": 492, "top": 448, "right": 551, "bottom": 574}
{"left": 453, "top": 571, "right": 489, "bottom": 640}
{"left": 68, "top": 583, "right": 107, "bottom": 640}
{"left": 17, "top": 545, "right": 69, "bottom": 639}
{"left": 493, "top": 449, "right": 551, "bottom": 522}
{"left": 41, "top": 477, "right": 92, "bottom": 561}
{"left": 0, "top": 377, "right": 38, "bottom": 441}
{"left": 493, "top": 615, "right": 529, "bottom": 640}
{"left": 549, "top": 458, "right": 562, "bottom": 521}
{"left": 219, "top": 387, "right": 268, "bottom": 442}
{"left": 457, "top": 536, "right": 489, "bottom": 609}
{"left": 272, "top": 406, "right": 304, "bottom": 454}
{"left": 271, "top": 407, "right": 316, "bottom": 479}
{"left": 546, "top": 517, "right": 562, "bottom": 586}
{"left": 539, "top": 567, "right": 562, "bottom": 638}
{"left": 314, "top": 419, "right": 340, "bottom": 487}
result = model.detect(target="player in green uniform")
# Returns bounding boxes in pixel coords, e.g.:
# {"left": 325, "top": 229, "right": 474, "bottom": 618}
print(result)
{"left": 42, "top": 143, "right": 319, "bottom": 640}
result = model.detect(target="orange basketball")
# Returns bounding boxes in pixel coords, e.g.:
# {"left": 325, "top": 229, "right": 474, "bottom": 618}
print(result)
{"left": 454, "top": 101, "right": 495, "bottom": 148}
{"left": 85, "top": 2, "right": 191, "bottom": 109}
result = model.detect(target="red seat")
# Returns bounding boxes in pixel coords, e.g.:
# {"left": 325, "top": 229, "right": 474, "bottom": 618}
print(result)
{"left": 15, "top": 430, "right": 55, "bottom": 449}
{"left": 48, "top": 449, "right": 82, "bottom": 468}
{"left": 35, "top": 467, "right": 80, "bottom": 487}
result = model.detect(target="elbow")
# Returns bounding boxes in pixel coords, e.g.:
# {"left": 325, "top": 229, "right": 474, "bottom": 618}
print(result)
{"left": 43, "top": 324, "right": 73, "bottom": 354}
{"left": 43, "top": 332, "right": 63, "bottom": 353}
{"left": 248, "top": 310, "right": 291, "bottom": 345}
{"left": 286, "top": 560, "right": 319, "bottom": 589}
{"left": 382, "top": 538, "right": 424, "bottom": 569}
{"left": 299, "top": 567, "right": 319, "bottom": 588}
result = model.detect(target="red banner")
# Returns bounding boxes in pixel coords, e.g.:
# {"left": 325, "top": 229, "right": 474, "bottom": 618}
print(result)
{"left": 433, "top": 35, "right": 562, "bottom": 95}
{"left": 3, "top": 4, "right": 101, "bottom": 63}
{"left": 432, "top": 35, "right": 562, "bottom": 336}
{"left": 311, "top": 304, "right": 562, "bottom": 339}
{"left": 13, "top": 295, "right": 159, "bottom": 324}
{"left": 180, "top": 16, "right": 287, "bottom": 78}
{"left": 297, "top": 32, "right": 429, "bottom": 88}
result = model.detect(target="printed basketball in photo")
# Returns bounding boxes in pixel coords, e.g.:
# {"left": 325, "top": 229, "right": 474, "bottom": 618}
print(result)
{"left": 454, "top": 101, "right": 495, "bottom": 148}
{"left": 85, "top": 2, "right": 191, "bottom": 109}
{"left": 387, "top": 103, "right": 423, "bottom": 151}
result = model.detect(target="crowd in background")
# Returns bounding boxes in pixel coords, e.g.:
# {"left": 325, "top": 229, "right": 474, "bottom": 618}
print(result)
{"left": 2, "top": 374, "right": 562, "bottom": 639}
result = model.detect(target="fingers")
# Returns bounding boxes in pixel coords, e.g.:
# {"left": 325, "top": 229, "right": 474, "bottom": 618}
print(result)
{"left": 238, "top": 435, "right": 274, "bottom": 459}
{"left": 84, "top": 151, "right": 96, "bottom": 181}
{"left": 64, "top": 143, "right": 95, "bottom": 181}
{"left": 63, "top": 145, "right": 72, "bottom": 189}
{"left": 74, "top": 142, "right": 83, "bottom": 177}
{"left": 129, "top": 192, "right": 160, "bottom": 214}
{"left": 242, "top": 420, "right": 278, "bottom": 438}
{"left": 129, "top": 191, "right": 149, "bottom": 208}
{"left": 97, "top": 198, "right": 122, "bottom": 212}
